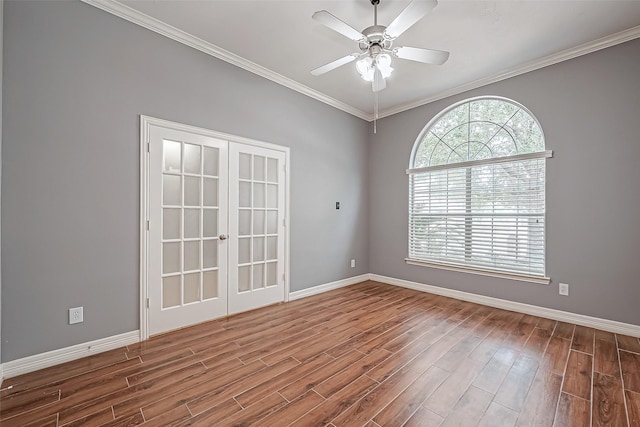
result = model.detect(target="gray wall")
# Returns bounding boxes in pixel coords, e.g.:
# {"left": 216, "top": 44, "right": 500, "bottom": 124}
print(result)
{"left": 370, "top": 38, "right": 640, "bottom": 326}
{"left": 1, "top": 1, "right": 370, "bottom": 362}
{"left": 0, "top": 0, "right": 4, "bottom": 365}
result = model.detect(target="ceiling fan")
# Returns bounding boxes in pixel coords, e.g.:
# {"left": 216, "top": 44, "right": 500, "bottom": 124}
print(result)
{"left": 311, "top": 0, "right": 449, "bottom": 92}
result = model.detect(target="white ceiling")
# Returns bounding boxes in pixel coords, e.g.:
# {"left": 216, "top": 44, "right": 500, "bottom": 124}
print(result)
{"left": 92, "top": 0, "right": 640, "bottom": 120}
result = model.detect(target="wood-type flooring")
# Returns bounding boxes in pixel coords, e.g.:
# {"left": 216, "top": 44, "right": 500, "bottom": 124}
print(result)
{"left": 1, "top": 281, "right": 639, "bottom": 426}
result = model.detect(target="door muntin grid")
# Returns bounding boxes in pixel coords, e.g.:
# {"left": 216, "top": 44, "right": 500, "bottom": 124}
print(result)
{"left": 237, "top": 153, "right": 280, "bottom": 293}
{"left": 161, "top": 139, "right": 221, "bottom": 309}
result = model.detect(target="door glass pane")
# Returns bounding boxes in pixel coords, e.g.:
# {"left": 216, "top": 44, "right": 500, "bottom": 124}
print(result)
{"left": 239, "top": 182, "right": 252, "bottom": 207}
{"left": 253, "top": 210, "right": 265, "bottom": 235}
{"left": 267, "top": 211, "right": 278, "bottom": 234}
{"left": 203, "top": 209, "right": 218, "bottom": 238}
{"left": 253, "top": 183, "right": 265, "bottom": 208}
{"left": 184, "top": 176, "right": 200, "bottom": 206}
{"left": 267, "top": 184, "right": 278, "bottom": 209}
{"left": 238, "top": 237, "right": 251, "bottom": 264}
{"left": 238, "top": 266, "right": 251, "bottom": 292}
{"left": 254, "top": 156, "right": 265, "bottom": 181}
{"left": 267, "top": 158, "right": 278, "bottom": 183}
{"left": 162, "top": 276, "right": 181, "bottom": 308}
{"left": 239, "top": 210, "right": 251, "bottom": 236}
{"left": 163, "top": 242, "right": 181, "bottom": 274}
{"left": 183, "top": 273, "right": 200, "bottom": 304}
{"left": 163, "top": 140, "right": 181, "bottom": 172}
{"left": 253, "top": 237, "right": 264, "bottom": 262}
{"left": 203, "top": 271, "right": 218, "bottom": 299}
{"left": 239, "top": 153, "right": 252, "bottom": 180}
{"left": 266, "top": 262, "right": 277, "bottom": 287}
{"left": 163, "top": 175, "right": 181, "bottom": 206}
{"left": 163, "top": 208, "right": 181, "bottom": 240}
{"left": 253, "top": 264, "right": 264, "bottom": 289}
{"left": 184, "top": 241, "right": 200, "bottom": 271}
{"left": 203, "top": 240, "right": 218, "bottom": 269}
{"left": 184, "top": 209, "right": 200, "bottom": 239}
{"left": 267, "top": 236, "right": 277, "bottom": 260}
{"left": 203, "top": 178, "right": 218, "bottom": 207}
{"left": 203, "top": 147, "right": 219, "bottom": 176}
{"left": 184, "top": 143, "right": 201, "bottom": 174}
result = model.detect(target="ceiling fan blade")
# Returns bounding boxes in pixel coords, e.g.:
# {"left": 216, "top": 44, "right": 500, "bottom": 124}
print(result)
{"left": 384, "top": 0, "right": 437, "bottom": 39}
{"left": 393, "top": 46, "right": 449, "bottom": 65}
{"left": 311, "top": 54, "right": 359, "bottom": 76}
{"left": 312, "top": 10, "right": 365, "bottom": 42}
{"left": 372, "top": 67, "right": 386, "bottom": 92}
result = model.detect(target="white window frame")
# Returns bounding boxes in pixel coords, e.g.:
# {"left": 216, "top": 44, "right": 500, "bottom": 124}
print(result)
{"left": 406, "top": 96, "right": 552, "bottom": 285}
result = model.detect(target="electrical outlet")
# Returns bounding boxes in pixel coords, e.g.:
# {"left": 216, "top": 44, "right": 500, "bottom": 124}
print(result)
{"left": 559, "top": 283, "right": 569, "bottom": 296}
{"left": 69, "top": 307, "right": 84, "bottom": 324}
{"left": 351, "top": 259, "right": 356, "bottom": 268}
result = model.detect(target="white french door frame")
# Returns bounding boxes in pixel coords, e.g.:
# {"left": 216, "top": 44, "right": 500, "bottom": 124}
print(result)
{"left": 139, "top": 116, "right": 290, "bottom": 341}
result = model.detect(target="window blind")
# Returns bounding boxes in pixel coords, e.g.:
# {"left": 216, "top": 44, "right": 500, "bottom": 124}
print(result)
{"left": 409, "top": 155, "right": 546, "bottom": 277}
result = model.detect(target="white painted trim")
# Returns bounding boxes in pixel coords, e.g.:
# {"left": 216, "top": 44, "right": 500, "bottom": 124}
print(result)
{"left": 404, "top": 259, "right": 551, "bottom": 286}
{"left": 80, "top": 0, "right": 369, "bottom": 121}
{"left": 369, "top": 274, "right": 640, "bottom": 338}
{"left": 289, "top": 274, "right": 371, "bottom": 301}
{"left": 81, "top": 0, "right": 639, "bottom": 122}
{"left": 1, "top": 331, "right": 140, "bottom": 379}
{"left": 378, "top": 25, "right": 640, "bottom": 119}
{"left": 140, "top": 116, "right": 291, "bottom": 340}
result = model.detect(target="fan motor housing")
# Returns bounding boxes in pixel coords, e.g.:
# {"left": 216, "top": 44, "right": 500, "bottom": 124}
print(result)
{"left": 360, "top": 25, "right": 392, "bottom": 51}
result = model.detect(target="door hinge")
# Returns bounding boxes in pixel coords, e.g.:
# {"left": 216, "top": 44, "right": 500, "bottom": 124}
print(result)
{"left": 146, "top": 220, "right": 150, "bottom": 231}
{"left": 282, "top": 273, "right": 285, "bottom": 283}
{"left": 146, "top": 142, "right": 150, "bottom": 153}
{"left": 282, "top": 218, "right": 286, "bottom": 227}
{"left": 146, "top": 298, "right": 150, "bottom": 308}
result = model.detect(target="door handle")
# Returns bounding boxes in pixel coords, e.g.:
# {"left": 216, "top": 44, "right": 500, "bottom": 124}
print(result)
{"left": 219, "top": 234, "right": 228, "bottom": 240}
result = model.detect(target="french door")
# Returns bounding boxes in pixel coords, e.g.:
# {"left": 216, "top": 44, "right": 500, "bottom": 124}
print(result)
{"left": 145, "top": 120, "right": 288, "bottom": 336}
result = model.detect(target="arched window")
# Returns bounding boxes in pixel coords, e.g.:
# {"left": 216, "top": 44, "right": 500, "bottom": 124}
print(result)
{"left": 407, "top": 97, "right": 552, "bottom": 283}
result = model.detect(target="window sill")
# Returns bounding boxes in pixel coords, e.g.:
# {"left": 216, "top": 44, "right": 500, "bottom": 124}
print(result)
{"left": 404, "top": 258, "right": 551, "bottom": 285}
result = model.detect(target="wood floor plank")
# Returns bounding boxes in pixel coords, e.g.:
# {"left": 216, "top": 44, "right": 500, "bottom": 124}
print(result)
{"left": 540, "top": 336, "right": 571, "bottom": 376}
{"left": 620, "top": 350, "right": 640, "bottom": 393}
{"left": 493, "top": 354, "right": 540, "bottom": 412}
{"left": 592, "top": 372, "right": 627, "bottom": 427}
{"left": 403, "top": 405, "right": 444, "bottom": 427}
{"left": 308, "top": 348, "right": 390, "bottom": 399}
{"left": 331, "top": 365, "right": 423, "bottom": 426}
{"left": 293, "top": 375, "right": 378, "bottom": 426}
{"left": 0, "top": 281, "right": 632, "bottom": 427}
{"left": 626, "top": 390, "right": 640, "bottom": 427}
{"left": 594, "top": 337, "right": 620, "bottom": 377}
{"left": 553, "top": 322, "right": 575, "bottom": 340}
{"left": 572, "top": 325, "right": 595, "bottom": 354}
{"left": 439, "top": 386, "right": 493, "bottom": 427}
{"left": 477, "top": 402, "right": 519, "bottom": 427}
{"left": 472, "top": 346, "right": 519, "bottom": 394}
{"left": 516, "top": 370, "right": 562, "bottom": 427}
{"left": 372, "top": 366, "right": 449, "bottom": 427}
{"left": 554, "top": 392, "right": 590, "bottom": 427}
{"left": 617, "top": 334, "right": 640, "bottom": 354}
{"left": 562, "top": 350, "right": 593, "bottom": 401}
{"left": 252, "top": 390, "right": 325, "bottom": 426}
{"left": 278, "top": 349, "right": 367, "bottom": 401}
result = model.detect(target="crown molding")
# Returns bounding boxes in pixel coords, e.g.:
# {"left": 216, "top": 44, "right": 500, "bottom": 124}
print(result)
{"left": 377, "top": 25, "right": 640, "bottom": 119}
{"left": 82, "top": 0, "right": 638, "bottom": 123}
{"left": 81, "top": 0, "right": 371, "bottom": 121}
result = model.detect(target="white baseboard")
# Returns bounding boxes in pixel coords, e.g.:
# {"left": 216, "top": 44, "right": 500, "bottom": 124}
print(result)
{"left": 369, "top": 274, "right": 640, "bottom": 337}
{"left": 289, "top": 274, "right": 370, "bottom": 301}
{"left": 1, "top": 330, "right": 140, "bottom": 379}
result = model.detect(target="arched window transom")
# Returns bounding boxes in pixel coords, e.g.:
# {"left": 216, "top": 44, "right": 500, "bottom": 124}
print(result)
{"left": 407, "top": 97, "right": 552, "bottom": 283}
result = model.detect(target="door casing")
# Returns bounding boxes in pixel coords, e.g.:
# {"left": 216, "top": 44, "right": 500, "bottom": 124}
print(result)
{"left": 139, "top": 116, "right": 290, "bottom": 340}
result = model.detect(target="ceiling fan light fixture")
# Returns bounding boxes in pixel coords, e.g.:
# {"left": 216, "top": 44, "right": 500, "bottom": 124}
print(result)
{"left": 356, "top": 56, "right": 375, "bottom": 82}
{"left": 376, "top": 53, "right": 393, "bottom": 78}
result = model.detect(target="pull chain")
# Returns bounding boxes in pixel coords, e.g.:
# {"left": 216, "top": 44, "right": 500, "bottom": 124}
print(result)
{"left": 374, "top": 91, "right": 379, "bottom": 134}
